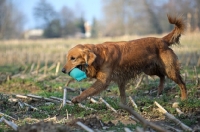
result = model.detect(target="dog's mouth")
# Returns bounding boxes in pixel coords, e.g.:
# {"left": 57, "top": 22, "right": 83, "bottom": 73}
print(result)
{"left": 69, "top": 64, "right": 87, "bottom": 74}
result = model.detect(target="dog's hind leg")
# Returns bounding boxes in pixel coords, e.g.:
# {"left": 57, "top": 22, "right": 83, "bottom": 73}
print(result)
{"left": 144, "top": 69, "right": 165, "bottom": 96}
{"left": 160, "top": 49, "right": 187, "bottom": 100}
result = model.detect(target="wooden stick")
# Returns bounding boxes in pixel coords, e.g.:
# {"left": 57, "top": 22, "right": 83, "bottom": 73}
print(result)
{"left": 63, "top": 88, "right": 67, "bottom": 106}
{"left": 163, "top": 124, "right": 182, "bottom": 132}
{"left": 130, "top": 115, "right": 139, "bottom": 122}
{"left": 124, "top": 127, "right": 132, "bottom": 132}
{"left": 55, "top": 62, "right": 60, "bottom": 76}
{"left": 154, "top": 101, "right": 192, "bottom": 131}
{"left": 27, "top": 94, "right": 59, "bottom": 104}
{"left": 88, "top": 97, "right": 98, "bottom": 104}
{"left": 135, "top": 127, "right": 145, "bottom": 132}
{"left": 0, "top": 117, "right": 18, "bottom": 131}
{"left": 35, "top": 59, "right": 40, "bottom": 74}
{"left": 135, "top": 74, "right": 144, "bottom": 89}
{"left": 76, "top": 121, "right": 94, "bottom": 132}
{"left": 29, "top": 63, "right": 35, "bottom": 74}
{"left": 0, "top": 112, "right": 17, "bottom": 121}
{"left": 176, "top": 108, "right": 184, "bottom": 116}
{"left": 23, "top": 102, "right": 38, "bottom": 111}
{"left": 193, "top": 66, "right": 199, "bottom": 86}
{"left": 129, "top": 96, "right": 138, "bottom": 108}
{"left": 119, "top": 104, "right": 168, "bottom": 132}
{"left": 48, "top": 63, "right": 56, "bottom": 72}
{"left": 15, "top": 94, "right": 28, "bottom": 99}
{"left": 50, "top": 96, "right": 72, "bottom": 104}
{"left": 99, "top": 97, "right": 117, "bottom": 113}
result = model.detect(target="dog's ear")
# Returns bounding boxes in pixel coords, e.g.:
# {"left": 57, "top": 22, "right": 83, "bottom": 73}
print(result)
{"left": 82, "top": 49, "right": 96, "bottom": 65}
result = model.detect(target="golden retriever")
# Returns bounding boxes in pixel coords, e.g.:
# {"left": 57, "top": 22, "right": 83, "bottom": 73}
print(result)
{"left": 62, "top": 15, "right": 187, "bottom": 104}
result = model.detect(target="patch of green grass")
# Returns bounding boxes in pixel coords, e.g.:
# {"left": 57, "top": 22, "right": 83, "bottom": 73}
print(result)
{"left": 108, "top": 121, "right": 138, "bottom": 131}
{"left": 32, "top": 111, "right": 49, "bottom": 118}
{"left": 179, "top": 98, "right": 200, "bottom": 108}
{"left": 0, "top": 65, "right": 24, "bottom": 75}
{"left": 101, "top": 111, "right": 115, "bottom": 122}
{"left": 61, "top": 104, "right": 93, "bottom": 118}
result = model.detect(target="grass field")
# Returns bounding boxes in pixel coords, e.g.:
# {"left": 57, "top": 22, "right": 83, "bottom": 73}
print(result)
{"left": 0, "top": 32, "right": 200, "bottom": 131}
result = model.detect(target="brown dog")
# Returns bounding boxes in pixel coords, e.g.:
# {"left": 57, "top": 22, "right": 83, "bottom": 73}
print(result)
{"left": 62, "top": 15, "right": 187, "bottom": 104}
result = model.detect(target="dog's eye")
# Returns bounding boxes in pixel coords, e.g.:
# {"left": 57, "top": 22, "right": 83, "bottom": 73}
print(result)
{"left": 71, "top": 56, "right": 76, "bottom": 61}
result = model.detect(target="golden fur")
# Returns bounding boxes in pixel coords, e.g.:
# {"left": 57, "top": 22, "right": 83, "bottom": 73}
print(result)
{"left": 62, "top": 15, "right": 187, "bottom": 104}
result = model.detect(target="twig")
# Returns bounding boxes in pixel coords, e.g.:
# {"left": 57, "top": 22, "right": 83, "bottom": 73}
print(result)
{"left": 43, "top": 116, "right": 57, "bottom": 122}
{"left": 55, "top": 62, "right": 60, "bottom": 76}
{"left": 23, "top": 102, "right": 38, "bottom": 111}
{"left": 50, "top": 96, "right": 72, "bottom": 104}
{"left": 76, "top": 121, "right": 94, "bottom": 132}
{"left": 129, "top": 96, "right": 138, "bottom": 108}
{"left": 29, "top": 63, "right": 35, "bottom": 74}
{"left": 176, "top": 108, "right": 184, "bottom": 116}
{"left": 15, "top": 94, "right": 28, "bottom": 99}
{"left": 99, "top": 97, "right": 117, "bottom": 113}
{"left": 119, "top": 103, "right": 168, "bottom": 132}
{"left": 135, "top": 127, "right": 145, "bottom": 132}
{"left": 154, "top": 101, "right": 192, "bottom": 131}
{"left": 27, "top": 94, "right": 60, "bottom": 104}
{"left": 124, "top": 127, "right": 132, "bottom": 132}
{"left": 0, "top": 112, "right": 17, "bottom": 121}
{"left": 193, "top": 66, "right": 199, "bottom": 86}
{"left": 87, "top": 97, "right": 98, "bottom": 104}
{"left": 78, "top": 103, "right": 96, "bottom": 111}
{"left": 135, "top": 74, "right": 145, "bottom": 89}
{"left": 0, "top": 117, "right": 18, "bottom": 131}
{"left": 63, "top": 88, "right": 67, "bottom": 106}
{"left": 48, "top": 63, "right": 56, "bottom": 72}
{"left": 163, "top": 124, "right": 182, "bottom": 132}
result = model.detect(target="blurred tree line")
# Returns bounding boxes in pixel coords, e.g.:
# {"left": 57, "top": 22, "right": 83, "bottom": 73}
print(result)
{"left": 0, "top": 0, "right": 200, "bottom": 39}
{"left": 0, "top": 0, "right": 25, "bottom": 39}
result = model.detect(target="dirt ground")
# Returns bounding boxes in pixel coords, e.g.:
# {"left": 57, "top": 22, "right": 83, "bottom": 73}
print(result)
{"left": 1, "top": 73, "right": 200, "bottom": 132}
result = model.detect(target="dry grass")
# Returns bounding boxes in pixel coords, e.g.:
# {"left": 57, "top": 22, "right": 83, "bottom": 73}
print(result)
{"left": 0, "top": 32, "right": 200, "bottom": 67}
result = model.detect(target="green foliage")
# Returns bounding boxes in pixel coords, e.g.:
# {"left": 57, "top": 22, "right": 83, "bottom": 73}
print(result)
{"left": 108, "top": 121, "right": 137, "bottom": 131}
{"left": 43, "top": 19, "right": 62, "bottom": 38}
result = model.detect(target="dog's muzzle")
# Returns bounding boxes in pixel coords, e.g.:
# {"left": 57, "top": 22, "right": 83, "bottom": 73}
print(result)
{"left": 62, "top": 68, "right": 66, "bottom": 73}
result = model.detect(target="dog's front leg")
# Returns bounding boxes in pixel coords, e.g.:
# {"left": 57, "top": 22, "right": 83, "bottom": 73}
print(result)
{"left": 72, "top": 70, "right": 111, "bottom": 103}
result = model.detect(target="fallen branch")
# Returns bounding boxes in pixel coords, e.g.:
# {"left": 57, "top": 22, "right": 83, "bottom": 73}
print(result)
{"left": 163, "top": 124, "right": 182, "bottom": 132}
{"left": 0, "top": 112, "right": 17, "bottom": 121}
{"left": 130, "top": 115, "right": 139, "bottom": 122}
{"left": 99, "top": 97, "right": 117, "bottom": 113}
{"left": 15, "top": 94, "right": 28, "bottom": 99}
{"left": 135, "top": 127, "right": 145, "bottom": 132}
{"left": 119, "top": 103, "right": 168, "bottom": 132}
{"left": 129, "top": 96, "right": 138, "bottom": 108}
{"left": 63, "top": 88, "right": 67, "bottom": 106}
{"left": 49, "top": 96, "right": 72, "bottom": 104}
{"left": 87, "top": 97, "right": 98, "bottom": 104}
{"left": 27, "top": 94, "right": 60, "bottom": 104}
{"left": 124, "top": 127, "right": 132, "bottom": 132}
{"left": 76, "top": 121, "right": 94, "bottom": 132}
{"left": 154, "top": 101, "right": 192, "bottom": 132}
{"left": 0, "top": 117, "right": 18, "bottom": 131}
{"left": 23, "top": 102, "right": 38, "bottom": 111}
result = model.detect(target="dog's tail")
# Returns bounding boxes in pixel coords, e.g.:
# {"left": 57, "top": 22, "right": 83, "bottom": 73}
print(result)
{"left": 163, "top": 15, "right": 185, "bottom": 46}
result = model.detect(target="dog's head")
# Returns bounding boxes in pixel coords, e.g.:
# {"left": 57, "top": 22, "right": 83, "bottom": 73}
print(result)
{"left": 62, "top": 45, "right": 96, "bottom": 75}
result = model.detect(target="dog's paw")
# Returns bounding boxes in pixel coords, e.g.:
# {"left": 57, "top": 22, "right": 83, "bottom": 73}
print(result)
{"left": 71, "top": 96, "right": 82, "bottom": 104}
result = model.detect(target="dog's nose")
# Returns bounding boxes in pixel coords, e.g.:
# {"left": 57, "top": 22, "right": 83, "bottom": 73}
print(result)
{"left": 62, "top": 68, "right": 66, "bottom": 73}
